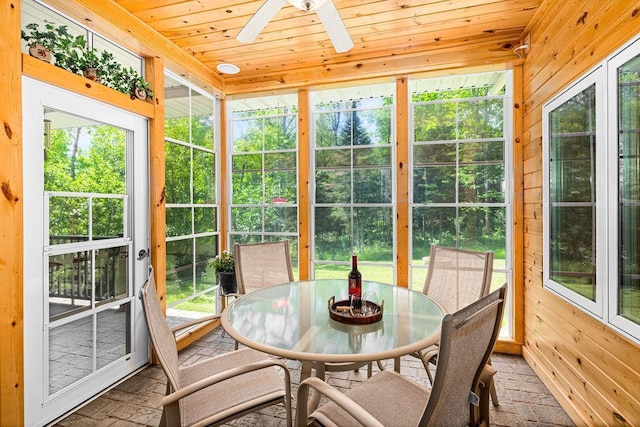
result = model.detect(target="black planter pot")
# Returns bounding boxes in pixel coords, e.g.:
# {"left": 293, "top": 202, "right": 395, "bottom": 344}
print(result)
{"left": 217, "top": 271, "right": 237, "bottom": 295}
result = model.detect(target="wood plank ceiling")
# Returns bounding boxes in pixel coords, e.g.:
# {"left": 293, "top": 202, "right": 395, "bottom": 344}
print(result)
{"left": 113, "top": 0, "right": 541, "bottom": 94}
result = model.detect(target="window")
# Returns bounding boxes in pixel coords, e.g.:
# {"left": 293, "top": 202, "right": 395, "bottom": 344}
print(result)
{"left": 543, "top": 70, "right": 604, "bottom": 316}
{"left": 609, "top": 40, "right": 640, "bottom": 339}
{"left": 410, "top": 72, "right": 512, "bottom": 301}
{"left": 164, "top": 73, "right": 218, "bottom": 313}
{"left": 544, "top": 34, "right": 640, "bottom": 343}
{"left": 311, "top": 83, "right": 395, "bottom": 281}
{"left": 228, "top": 94, "right": 299, "bottom": 272}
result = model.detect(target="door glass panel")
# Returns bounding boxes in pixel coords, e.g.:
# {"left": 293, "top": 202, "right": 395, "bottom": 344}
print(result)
{"left": 97, "top": 303, "right": 131, "bottom": 370}
{"left": 49, "top": 197, "right": 89, "bottom": 242}
{"left": 93, "top": 198, "right": 125, "bottom": 239}
{"left": 45, "top": 109, "right": 129, "bottom": 317}
{"left": 43, "top": 108, "right": 133, "bottom": 397}
{"left": 49, "top": 252, "right": 91, "bottom": 320}
{"left": 95, "top": 245, "right": 129, "bottom": 304}
{"left": 49, "top": 316, "right": 94, "bottom": 395}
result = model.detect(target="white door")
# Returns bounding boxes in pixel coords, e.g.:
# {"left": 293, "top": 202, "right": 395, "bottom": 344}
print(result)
{"left": 22, "top": 77, "right": 150, "bottom": 426}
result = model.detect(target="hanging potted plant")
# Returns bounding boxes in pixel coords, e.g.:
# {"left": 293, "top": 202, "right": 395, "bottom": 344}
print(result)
{"left": 210, "top": 251, "right": 237, "bottom": 294}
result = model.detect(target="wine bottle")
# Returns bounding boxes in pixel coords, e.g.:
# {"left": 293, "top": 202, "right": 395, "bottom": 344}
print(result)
{"left": 348, "top": 255, "right": 362, "bottom": 299}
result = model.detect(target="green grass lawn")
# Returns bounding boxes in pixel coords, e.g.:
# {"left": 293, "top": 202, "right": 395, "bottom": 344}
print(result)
{"left": 168, "top": 258, "right": 508, "bottom": 314}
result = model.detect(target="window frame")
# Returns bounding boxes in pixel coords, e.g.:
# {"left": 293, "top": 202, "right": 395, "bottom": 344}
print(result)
{"left": 408, "top": 71, "right": 514, "bottom": 338}
{"left": 164, "top": 71, "right": 219, "bottom": 309}
{"left": 607, "top": 37, "right": 640, "bottom": 340}
{"left": 543, "top": 32, "right": 640, "bottom": 344}
{"left": 542, "top": 66, "right": 607, "bottom": 318}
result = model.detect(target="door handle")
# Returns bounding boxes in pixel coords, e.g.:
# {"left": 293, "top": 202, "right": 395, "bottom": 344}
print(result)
{"left": 137, "top": 249, "right": 149, "bottom": 260}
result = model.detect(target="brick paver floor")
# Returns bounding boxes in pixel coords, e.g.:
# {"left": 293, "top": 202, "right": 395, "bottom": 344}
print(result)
{"left": 54, "top": 327, "right": 574, "bottom": 426}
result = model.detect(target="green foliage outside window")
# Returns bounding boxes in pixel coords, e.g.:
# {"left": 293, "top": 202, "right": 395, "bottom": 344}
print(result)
{"left": 164, "top": 83, "right": 217, "bottom": 310}
{"left": 314, "top": 98, "right": 394, "bottom": 266}
{"left": 412, "top": 86, "right": 507, "bottom": 261}
{"left": 547, "top": 84, "right": 597, "bottom": 300}
{"left": 230, "top": 106, "right": 298, "bottom": 256}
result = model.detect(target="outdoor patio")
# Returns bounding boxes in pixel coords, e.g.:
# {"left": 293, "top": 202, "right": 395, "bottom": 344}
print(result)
{"left": 53, "top": 325, "right": 574, "bottom": 427}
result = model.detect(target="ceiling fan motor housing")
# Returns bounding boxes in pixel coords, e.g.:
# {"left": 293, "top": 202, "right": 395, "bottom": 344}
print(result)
{"left": 287, "top": 0, "right": 328, "bottom": 11}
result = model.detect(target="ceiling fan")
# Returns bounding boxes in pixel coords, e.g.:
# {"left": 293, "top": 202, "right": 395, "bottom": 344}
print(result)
{"left": 236, "top": 0, "right": 354, "bottom": 53}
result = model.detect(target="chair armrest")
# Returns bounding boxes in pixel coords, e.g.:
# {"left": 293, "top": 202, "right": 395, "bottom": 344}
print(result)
{"left": 419, "top": 345, "right": 439, "bottom": 363}
{"left": 296, "top": 376, "right": 384, "bottom": 427}
{"left": 478, "top": 364, "right": 497, "bottom": 388}
{"left": 170, "top": 313, "right": 221, "bottom": 334}
{"left": 161, "top": 358, "right": 291, "bottom": 407}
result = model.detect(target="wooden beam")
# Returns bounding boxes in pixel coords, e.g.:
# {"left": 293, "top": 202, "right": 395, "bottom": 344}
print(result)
{"left": 146, "top": 56, "right": 166, "bottom": 315}
{"left": 395, "top": 77, "right": 409, "bottom": 288}
{"left": 512, "top": 64, "right": 525, "bottom": 346}
{"left": 22, "top": 54, "right": 155, "bottom": 119}
{"left": 39, "top": 0, "right": 223, "bottom": 96}
{"left": 0, "top": 0, "right": 24, "bottom": 425}
{"left": 219, "top": 99, "right": 228, "bottom": 252}
{"left": 223, "top": 38, "right": 523, "bottom": 94}
{"left": 297, "top": 89, "right": 311, "bottom": 280}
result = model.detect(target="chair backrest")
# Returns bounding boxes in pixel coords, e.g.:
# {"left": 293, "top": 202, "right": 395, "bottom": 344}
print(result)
{"left": 140, "top": 266, "right": 181, "bottom": 392}
{"left": 422, "top": 244, "right": 494, "bottom": 314}
{"left": 234, "top": 240, "right": 294, "bottom": 294}
{"left": 420, "top": 284, "right": 507, "bottom": 426}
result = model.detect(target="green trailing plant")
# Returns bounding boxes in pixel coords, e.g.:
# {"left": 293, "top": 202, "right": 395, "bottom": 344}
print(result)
{"left": 109, "top": 66, "right": 153, "bottom": 99}
{"left": 21, "top": 21, "right": 61, "bottom": 51}
{"left": 21, "top": 22, "right": 83, "bottom": 63}
{"left": 22, "top": 21, "right": 154, "bottom": 101}
{"left": 129, "top": 74, "right": 154, "bottom": 100}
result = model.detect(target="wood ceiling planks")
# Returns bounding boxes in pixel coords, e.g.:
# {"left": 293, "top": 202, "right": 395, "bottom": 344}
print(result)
{"left": 113, "top": 0, "right": 542, "bottom": 93}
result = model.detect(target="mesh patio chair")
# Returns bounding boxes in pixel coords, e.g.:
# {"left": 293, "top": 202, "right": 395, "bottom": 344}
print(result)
{"left": 226, "top": 241, "right": 295, "bottom": 349}
{"left": 141, "top": 266, "right": 292, "bottom": 427}
{"left": 234, "top": 240, "right": 295, "bottom": 295}
{"left": 422, "top": 244, "right": 494, "bottom": 314}
{"left": 233, "top": 240, "right": 372, "bottom": 377}
{"left": 296, "top": 284, "right": 507, "bottom": 427}
{"left": 419, "top": 244, "right": 499, "bottom": 407}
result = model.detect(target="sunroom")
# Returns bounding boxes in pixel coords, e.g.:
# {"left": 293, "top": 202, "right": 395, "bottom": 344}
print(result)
{"left": 1, "top": 0, "right": 639, "bottom": 425}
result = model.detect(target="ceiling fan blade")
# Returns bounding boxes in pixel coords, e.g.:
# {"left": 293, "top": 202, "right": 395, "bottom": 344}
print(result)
{"left": 237, "top": 0, "right": 287, "bottom": 43}
{"left": 316, "top": 0, "right": 354, "bottom": 53}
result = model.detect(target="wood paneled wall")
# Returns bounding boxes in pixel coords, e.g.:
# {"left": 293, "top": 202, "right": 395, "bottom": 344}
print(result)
{"left": 521, "top": 0, "right": 640, "bottom": 424}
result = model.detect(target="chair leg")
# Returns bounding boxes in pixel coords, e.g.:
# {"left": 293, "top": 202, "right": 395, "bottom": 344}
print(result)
{"left": 490, "top": 379, "right": 499, "bottom": 406}
{"left": 418, "top": 352, "right": 434, "bottom": 385}
{"left": 487, "top": 357, "right": 499, "bottom": 406}
{"left": 474, "top": 364, "right": 497, "bottom": 426}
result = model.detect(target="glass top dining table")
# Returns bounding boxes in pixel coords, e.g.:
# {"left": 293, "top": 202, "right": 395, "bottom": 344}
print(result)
{"left": 221, "top": 279, "right": 444, "bottom": 365}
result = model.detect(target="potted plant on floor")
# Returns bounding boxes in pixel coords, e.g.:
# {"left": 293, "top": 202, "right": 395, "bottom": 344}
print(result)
{"left": 211, "top": 250, "right": 237, "bottom": 295}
